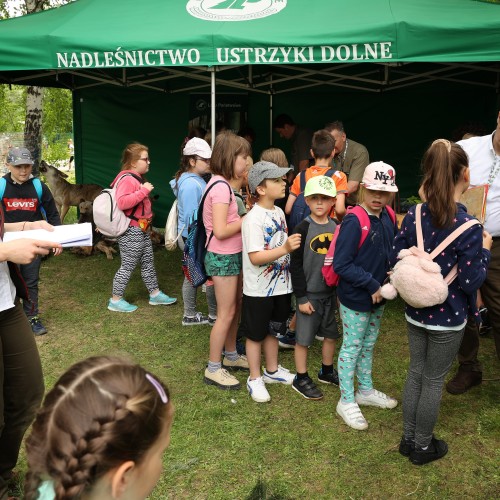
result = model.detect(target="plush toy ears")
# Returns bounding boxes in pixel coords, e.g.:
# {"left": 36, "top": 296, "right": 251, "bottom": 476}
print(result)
{"left": 381, "top": 283, "right": 398, "bottom": 300}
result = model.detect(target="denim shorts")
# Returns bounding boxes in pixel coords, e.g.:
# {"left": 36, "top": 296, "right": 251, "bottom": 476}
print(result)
{"left": 204, "top": 251, "right": 242, "bottom": 276}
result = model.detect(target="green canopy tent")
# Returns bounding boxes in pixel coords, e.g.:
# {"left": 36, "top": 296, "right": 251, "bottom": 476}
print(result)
{"left": 0, "top": 0, "right": 499, "bottom": 222}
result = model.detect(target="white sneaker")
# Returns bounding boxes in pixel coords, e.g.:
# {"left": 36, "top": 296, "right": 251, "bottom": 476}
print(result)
{"left": 355, "top": 389, "right": 398, "bottom": 409}
{"left": 263, "top": 365, "right": 295, "bottom": 385}
{"left": 247, "top": 376, "right": 271, "bottom": 403}
{"left": 336, "top": 400, "right": 369, "bottom": 430}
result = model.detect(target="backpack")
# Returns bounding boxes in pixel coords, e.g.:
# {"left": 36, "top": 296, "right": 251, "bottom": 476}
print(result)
{"left": 93, "top": 173, "right": 142, "bottom": 238}
{"left": 322, "top": 205, "right": 396, "bottom": 287}
{"left": 380, "top": 203, "right": 480, "bottom": 308}
{"left": 164, "top": 199, "right": 182, "bottom": 251}
{"left": 0, "top": 177, "right": 47, "bottom": 219}
{"left": 182, "top": 180, "right": 232, "bottom": 288}
{"left": 289, "top": 168, "right": 335, "bottom": 232}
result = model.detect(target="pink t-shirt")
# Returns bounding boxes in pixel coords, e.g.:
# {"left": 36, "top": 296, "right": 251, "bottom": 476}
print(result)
{"left": 203, "top": 175, "right": 242, "bottom": 254}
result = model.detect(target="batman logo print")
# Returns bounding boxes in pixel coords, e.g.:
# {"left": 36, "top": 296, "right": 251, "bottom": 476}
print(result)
{"left": 310, "top": 232, "right": 333, "bottom": 255}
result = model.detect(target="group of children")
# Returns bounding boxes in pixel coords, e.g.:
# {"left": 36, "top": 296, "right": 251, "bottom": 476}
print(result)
{"left": 171, "top": 130, "right": 490, "bottom": 469}
{"left": 0, "top": 130, "right": 491, "bottom": 499}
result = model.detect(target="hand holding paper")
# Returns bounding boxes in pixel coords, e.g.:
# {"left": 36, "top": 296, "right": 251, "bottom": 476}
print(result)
{"left": 3, "top": 223, "right": 93, "bottom": 248}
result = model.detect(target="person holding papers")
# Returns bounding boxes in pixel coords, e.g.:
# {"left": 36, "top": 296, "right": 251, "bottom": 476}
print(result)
{"left": 0, "top": 201, "right": 62, "bottom": 500}
{"left": 1, "top": 147, "right": 61, "bottom": 335}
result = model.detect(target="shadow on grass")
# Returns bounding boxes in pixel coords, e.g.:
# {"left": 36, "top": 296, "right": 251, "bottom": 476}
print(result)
{"left": 246, "top": 479, "right": 294, "bottom": 500}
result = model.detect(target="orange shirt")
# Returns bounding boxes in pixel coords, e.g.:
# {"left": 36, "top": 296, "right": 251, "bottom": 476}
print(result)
{"left": 290, "top": 166, "right": 348, "bottom": 197}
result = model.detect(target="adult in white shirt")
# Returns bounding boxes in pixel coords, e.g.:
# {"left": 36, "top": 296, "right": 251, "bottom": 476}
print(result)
{"left": 446, "top": 111, "right": 500, "bottom": 394}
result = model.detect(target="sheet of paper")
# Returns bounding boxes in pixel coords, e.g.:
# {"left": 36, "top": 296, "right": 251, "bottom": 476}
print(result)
{"left": 3, "top": 223, "right": 93, "bottom": 247}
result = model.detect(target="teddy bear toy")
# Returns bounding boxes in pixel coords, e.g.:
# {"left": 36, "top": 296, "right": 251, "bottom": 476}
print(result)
{"left": 380, "top": 247, "right": 449, "bottom": 309}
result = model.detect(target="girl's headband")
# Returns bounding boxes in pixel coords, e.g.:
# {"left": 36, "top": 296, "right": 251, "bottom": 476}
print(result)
{"left": 145, "top": 373, "right": 168, "bottom": 404}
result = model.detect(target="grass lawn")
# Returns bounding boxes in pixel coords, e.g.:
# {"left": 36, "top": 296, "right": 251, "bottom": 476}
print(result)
{"left": 12, "top": 216, "right": 500, "bottom": 499}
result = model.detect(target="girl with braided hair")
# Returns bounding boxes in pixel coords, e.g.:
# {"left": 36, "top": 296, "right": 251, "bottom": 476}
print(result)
{"left": 24, "top": 355, "right": 173, "bottom": 500}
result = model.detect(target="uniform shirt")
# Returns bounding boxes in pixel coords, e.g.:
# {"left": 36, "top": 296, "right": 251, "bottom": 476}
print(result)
{"left": 458, "top": 132, "right": 500, "bottom": 236}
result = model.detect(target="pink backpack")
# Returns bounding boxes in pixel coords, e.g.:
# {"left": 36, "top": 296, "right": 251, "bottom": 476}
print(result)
{"left": 322, "top": 205, "right": 396, "bottom": 287}
{"left": 380, "top": 204, "right": 480, "bottom": 308}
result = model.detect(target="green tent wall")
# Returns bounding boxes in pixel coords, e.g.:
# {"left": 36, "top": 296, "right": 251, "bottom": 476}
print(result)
{"left": 1, "top": 0, "right": 499, "bottom": 223}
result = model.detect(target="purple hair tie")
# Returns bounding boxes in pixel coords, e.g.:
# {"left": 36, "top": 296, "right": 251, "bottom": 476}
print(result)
{"left": 145, "top": 373, "right": 168, "bottom": 404}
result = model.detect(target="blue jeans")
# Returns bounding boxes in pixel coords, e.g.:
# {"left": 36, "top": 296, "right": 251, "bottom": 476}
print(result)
{"left": 403, "top": 322, "right": 465, "bottom": 448}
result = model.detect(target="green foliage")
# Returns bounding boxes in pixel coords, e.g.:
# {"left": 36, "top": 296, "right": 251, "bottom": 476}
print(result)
{"left": 0, "top": 85, "right": 26, "bottom": 132}
{"left": 42, "top": 87, "right": 72, "bottom": 139}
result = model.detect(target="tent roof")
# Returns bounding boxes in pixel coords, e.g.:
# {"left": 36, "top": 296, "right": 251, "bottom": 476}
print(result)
{"left": 0, "top": 0, "right": 499, "bottom": 93}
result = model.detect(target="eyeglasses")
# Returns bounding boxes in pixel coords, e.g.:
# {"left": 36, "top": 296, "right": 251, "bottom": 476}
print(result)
{"left": 195, "top": 157, "right": 210, "bottom": 163}
{"left": 139, "top": 157, "right": 150, "bottom": 162}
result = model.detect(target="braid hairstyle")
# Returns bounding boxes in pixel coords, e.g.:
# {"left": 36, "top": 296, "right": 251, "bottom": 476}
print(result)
{"left": 421, "top": 139, "right": 468, "bottom": 228}
{"left": 24, "top": 355, "right": 172, "bottom": 500}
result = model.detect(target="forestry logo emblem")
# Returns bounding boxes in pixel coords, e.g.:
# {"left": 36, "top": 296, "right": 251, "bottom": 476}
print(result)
{"left": 187, "top": 0, "right": 287, "bottom": 22}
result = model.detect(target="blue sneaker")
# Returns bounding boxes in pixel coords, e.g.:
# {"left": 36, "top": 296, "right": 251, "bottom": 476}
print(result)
{"left": 29, "top": 316, "right": 47, "bottom": 336}
{"left": 149, "top": 291, "right": 177, "bottom": 306}
{"left": 108, "top": 298, "right": 138, "bottom": 313}
{"left": 278, "top": 329, "right": 296, "bottom": 349}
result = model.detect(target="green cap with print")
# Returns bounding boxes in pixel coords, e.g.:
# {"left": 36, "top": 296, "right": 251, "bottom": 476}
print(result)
{"left": 304, "top": 175, "right": 337, "bottom": 198}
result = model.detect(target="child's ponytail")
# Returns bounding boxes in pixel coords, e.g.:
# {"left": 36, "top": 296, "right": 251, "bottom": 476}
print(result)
{"left": 421, "top": 139, "right": 468, "bottom": 228}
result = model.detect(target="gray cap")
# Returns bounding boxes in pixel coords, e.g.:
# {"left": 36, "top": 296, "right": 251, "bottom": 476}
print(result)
{"left": 7, "top": 147, "right": 34, "bottom": 166}
{"left": 248, "top": 161, "right": 292, "bottom": 194}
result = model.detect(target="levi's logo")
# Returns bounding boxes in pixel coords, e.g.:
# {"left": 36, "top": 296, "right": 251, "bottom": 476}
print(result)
{"left": 4, "top": 198, "right": 38, "bottom": 211}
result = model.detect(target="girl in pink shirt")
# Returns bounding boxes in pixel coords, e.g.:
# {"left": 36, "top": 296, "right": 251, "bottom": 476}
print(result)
{"left": 203, "top": 132, "right": 251, "bottom": 390}
{"left": 108, "top": 143, "right": 176, "bottom": 313}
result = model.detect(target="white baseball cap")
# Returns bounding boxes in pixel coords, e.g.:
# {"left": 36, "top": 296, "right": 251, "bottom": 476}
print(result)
{"left": 362, "top": 161, "right": 398, "bottom": 192}
{"left": 183, "top": 137, "right": 212, "bottom": 158}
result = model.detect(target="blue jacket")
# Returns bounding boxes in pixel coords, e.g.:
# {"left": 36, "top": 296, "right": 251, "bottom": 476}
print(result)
{"left": 334, "top": 206, "right": 396, "bottom": 312}
{"left": 390, "top": 203, "right": 490, "bottom": 328}
{"left": 169, "top": 173, "right": 206, "bottom": 238}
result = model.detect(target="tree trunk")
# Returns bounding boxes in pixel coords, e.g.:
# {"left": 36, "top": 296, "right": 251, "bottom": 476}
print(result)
{"left": 24, "top": 85, "right": 44, "bottom": 174}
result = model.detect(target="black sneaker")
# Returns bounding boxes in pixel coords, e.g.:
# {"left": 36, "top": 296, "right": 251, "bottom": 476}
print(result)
{"left": 410, "top": 437, "right": 448, "bottom": 465}
{"left": 318, "top": 368, "right": 339, "bottom": 386}
{"left": 208, "top": 316, "right": 217, "bottom": 326}
{"left": 278, "top": 330, "right": 296, "bottom": 349}
{"left": 29, "top": 316, "right": 47, "bottom": 336}
{"left": 399, "top": 436, "right": 415, "bottom": 457}
{"left": 292, "top": 375, "right": 324, "bottom": 400}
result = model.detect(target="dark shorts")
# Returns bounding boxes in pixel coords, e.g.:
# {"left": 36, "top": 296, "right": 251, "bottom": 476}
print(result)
{"left": 204, "top": 251, "right": 242, "bottom": 276}
{"left": 241, "top": 293, "right": 292, "bottom": 342}
{"left": 296, "top": 295, "right": 340, "bottom": 347}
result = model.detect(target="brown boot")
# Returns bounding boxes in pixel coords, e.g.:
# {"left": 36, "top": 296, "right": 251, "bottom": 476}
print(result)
{"left": 446, "top": 369, "right": 482, "bottom": 395}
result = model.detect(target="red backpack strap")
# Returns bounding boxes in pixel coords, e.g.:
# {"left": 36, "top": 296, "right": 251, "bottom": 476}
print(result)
{"left": 348, "top": 205, "right": 371, "bottom": 249}
{"left": 385, "top": 205, "right": 396, "bottom": 225}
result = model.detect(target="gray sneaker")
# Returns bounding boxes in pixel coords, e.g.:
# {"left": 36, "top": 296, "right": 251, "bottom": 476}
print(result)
{"left": 182, "top": 312, "right": 209, "bottom": 326}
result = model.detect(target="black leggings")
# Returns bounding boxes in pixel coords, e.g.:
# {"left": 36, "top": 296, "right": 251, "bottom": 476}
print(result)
{"left": 0, "top": 301, "right": 44, "bottom": 499}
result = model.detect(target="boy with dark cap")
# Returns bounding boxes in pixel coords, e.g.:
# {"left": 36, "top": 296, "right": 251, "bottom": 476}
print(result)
{"left": 240, "top": 161, "right": 301, "bottom": 403}
{"left": 1, "top": 147, "right": 61, "bottom": 335}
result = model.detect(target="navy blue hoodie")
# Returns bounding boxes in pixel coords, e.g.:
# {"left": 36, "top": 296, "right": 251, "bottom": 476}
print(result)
{"left": 334, "top": 206, "right": 396, "bottom": 312}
